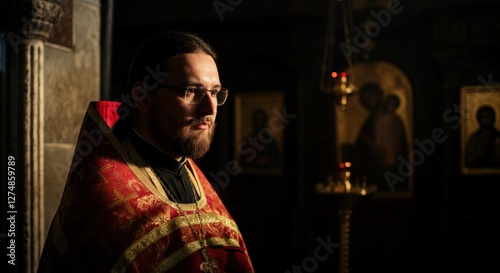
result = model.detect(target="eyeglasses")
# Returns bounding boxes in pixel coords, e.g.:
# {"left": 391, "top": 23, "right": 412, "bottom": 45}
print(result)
{"left": 157, "top": 84, "right": 229, "bottom": 106}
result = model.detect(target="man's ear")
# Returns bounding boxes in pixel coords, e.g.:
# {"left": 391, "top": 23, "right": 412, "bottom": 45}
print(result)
{"left": 131, "top": 82, "right": 149, "bottom": 113}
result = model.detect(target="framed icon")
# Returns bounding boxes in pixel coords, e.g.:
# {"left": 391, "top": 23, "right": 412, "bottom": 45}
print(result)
{"left": 336, "top": 61, "right": 414, "bottom": 197}
{"left": 461, "top": 85, "right": 500, "bottom": 175}
{"left": 234, "top": 90, "right": 285, "bottom": 175}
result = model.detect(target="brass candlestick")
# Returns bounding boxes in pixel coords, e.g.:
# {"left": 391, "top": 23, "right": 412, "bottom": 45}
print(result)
{"left": 315, "top": 162, "right": 376, "bottom": 273}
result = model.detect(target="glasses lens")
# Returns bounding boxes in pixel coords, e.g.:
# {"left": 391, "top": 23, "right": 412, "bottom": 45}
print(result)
{"left": 184, "top": 88, "right": 197, "bottom": 104}
{"left": 186, "top": 87, "right": 228, "bottom": 106}
{"left": 217, "top": 89, "right": 228, "bottom": 105}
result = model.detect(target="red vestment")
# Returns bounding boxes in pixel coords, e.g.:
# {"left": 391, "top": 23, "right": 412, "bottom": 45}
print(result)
{"left": 37, "top": 101, "right": 254, "bottom": 273}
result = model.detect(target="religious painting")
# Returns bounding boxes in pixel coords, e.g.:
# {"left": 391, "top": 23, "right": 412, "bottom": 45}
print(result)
{"left": 234, "top": 90, "right": 285, "bottom": 175}
{"left": 336, "top": 61, "right": 413, "bottom": 198}
{"left": 460, "top": 85, "right": 500, "bottom": 175}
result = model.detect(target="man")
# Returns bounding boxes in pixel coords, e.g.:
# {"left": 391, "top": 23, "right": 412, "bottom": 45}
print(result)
{"left": 37, "top": 31, "right": 254, "bottom": 273}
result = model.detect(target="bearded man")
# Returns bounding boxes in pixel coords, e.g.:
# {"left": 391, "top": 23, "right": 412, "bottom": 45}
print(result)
{"left": 37, "top": 30, "right": 254, "bottom": 273}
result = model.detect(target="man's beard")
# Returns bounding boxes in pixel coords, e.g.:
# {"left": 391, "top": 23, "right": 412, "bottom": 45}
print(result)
{"left": 151, "top": 116, "right": 215, "bottom": 159}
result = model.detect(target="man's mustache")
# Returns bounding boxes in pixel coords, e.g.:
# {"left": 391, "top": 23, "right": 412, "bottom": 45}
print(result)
{"left": 192, "top": 116, "right": 214, "bottom": 126}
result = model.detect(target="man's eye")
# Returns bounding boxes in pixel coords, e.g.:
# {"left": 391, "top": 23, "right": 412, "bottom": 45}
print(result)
{"left": 186, "top": 88, "right": 198, "bottom": 94}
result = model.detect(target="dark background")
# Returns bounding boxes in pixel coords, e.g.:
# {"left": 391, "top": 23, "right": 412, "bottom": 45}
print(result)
{"left": 105, "top": 0, "right": 500, "bottom": 272}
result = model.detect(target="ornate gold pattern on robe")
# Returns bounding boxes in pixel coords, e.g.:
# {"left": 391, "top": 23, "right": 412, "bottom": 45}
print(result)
{"left": 37, "top": 101, "right": 254, "bottom": 273}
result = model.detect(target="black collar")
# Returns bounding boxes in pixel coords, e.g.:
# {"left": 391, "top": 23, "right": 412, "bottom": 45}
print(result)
{"left": 128, "top": 128, "right": 186, "bottom": 174}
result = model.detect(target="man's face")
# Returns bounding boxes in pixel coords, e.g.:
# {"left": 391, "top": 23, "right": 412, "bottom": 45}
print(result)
{"left": 141, "top": 53, "right": 220, "bottom": 159}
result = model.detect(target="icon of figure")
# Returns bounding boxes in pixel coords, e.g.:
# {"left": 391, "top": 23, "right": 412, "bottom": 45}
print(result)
{"left": 376, "top": 93, "right": 408, "bottom": 169}
{"left": 238, "top": 107, "right": 280, "bottom": 169}
{"left": 465, "top": 105, "right": 500, "bottom": 168}
{"left": 342, "top": 83, "right": 408, "bottom": 191}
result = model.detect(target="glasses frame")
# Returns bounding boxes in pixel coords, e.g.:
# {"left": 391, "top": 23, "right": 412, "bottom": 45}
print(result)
{"left": 157, "top": 83, "right": 229, "bottom": 106}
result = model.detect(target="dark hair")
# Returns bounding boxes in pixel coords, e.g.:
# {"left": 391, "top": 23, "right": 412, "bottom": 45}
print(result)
{"left": 114, "top": 31, "right": 217, "bottom": 135}
{"left": 126, "top": 30, "right": 217, "bottom": 93}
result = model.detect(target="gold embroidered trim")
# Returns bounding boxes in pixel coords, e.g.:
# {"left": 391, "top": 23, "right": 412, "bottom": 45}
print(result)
{"left": 121, "top": 133, "right": 207, "bottom": 211}
{"left": 205, "top": 237, "right": 240, "bottom": 247}
{"left": 150, "top": 237, "right": 241, "bottom": 273}
{"left": 111, "top": 212, "right": 241, "bottom": 272}
{"left": 87, "top": 105, "right": 178, "bottom": 206}
{"left": 86, "top": 106, "right": 158, "bottom": 198}
{"left": 150, "top": 240, "right": 200, "bottom": 273}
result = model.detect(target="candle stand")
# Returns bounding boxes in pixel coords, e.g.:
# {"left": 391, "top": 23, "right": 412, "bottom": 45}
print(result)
{"left": 315, "top": 166, "right": 376, "bottom": 273}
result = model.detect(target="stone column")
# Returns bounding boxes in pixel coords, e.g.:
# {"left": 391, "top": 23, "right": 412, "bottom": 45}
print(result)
{"left": 2, "top": 1, "right": 62, "bottom": 272}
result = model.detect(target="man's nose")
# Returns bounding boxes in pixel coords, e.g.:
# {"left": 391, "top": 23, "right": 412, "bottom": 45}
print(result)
{"left": 197, "top": 92, "right": 217, "bottom": 114}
